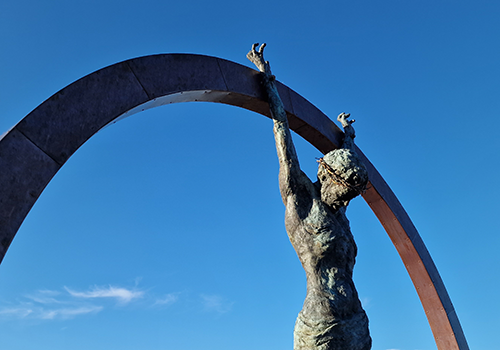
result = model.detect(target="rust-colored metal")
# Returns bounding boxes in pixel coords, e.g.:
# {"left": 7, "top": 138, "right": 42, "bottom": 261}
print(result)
{"left": 0, "top": 54, "right": 468, "bottom": 349}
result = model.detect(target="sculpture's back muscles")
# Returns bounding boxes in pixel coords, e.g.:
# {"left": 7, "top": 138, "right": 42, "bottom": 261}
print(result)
{"left": 290, "top": 203, "right": 371, "bottom": 350}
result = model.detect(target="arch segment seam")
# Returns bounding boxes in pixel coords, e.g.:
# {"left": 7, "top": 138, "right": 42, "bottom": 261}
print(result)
{"left": 126, "top": 61, "right": 153, "bottom": 100}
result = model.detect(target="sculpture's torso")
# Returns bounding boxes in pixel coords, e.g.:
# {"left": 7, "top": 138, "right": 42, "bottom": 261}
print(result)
{"left": 284, "top": 184, "right": 371, "bottom": 350}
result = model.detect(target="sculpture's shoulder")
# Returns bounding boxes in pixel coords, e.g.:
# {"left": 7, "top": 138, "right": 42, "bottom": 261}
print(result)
{"left": 281, "top": 172, "right": 319, "bottom": 213}
{"left": 279, "top": 168, "right": 320, "bottom": 206}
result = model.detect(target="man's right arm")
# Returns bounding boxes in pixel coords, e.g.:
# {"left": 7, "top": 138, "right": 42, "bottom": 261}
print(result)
{"left": 246, "top": 44, "right": 313, "bottom": 203}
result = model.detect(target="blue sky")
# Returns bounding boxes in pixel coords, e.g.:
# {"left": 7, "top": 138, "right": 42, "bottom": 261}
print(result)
{"left": 1, "top": 1, "right": 499, "bottom": 349}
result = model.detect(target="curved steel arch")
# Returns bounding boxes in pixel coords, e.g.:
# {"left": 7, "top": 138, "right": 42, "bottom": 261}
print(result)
{"left": 0, "top": 54, "right": 468, "bottom": 350}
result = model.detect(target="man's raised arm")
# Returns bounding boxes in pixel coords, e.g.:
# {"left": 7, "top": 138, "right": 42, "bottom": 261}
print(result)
{"left": 247, "top": 43, "right": 311, "bottom": 201}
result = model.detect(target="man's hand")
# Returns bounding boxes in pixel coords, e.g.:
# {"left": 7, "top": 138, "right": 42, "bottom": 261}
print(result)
{"left": 337, "top": 112, "right": 355, "bottom": 128}
{"left": 247, "top": 43, "right": 272, "bottom": 75}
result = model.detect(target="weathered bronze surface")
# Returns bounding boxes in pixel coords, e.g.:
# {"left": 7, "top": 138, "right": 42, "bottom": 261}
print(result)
{"left": 247, "top": 43, "right": 371, "bottom": 350}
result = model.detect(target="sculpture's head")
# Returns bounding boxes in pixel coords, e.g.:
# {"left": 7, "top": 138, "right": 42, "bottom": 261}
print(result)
{"left": 317, "top": 148, "right": 368, "bottom": 210}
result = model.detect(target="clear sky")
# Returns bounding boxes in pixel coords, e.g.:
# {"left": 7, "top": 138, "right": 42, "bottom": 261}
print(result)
{"left": 1, "top": 1, "right": 499, "bottom": 349}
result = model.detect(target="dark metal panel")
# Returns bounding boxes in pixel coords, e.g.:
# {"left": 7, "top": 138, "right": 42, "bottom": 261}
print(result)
{"left": 15, "top": 62, "right": 150, "bottom": 165}
{"left": 0, "top": 128, "right": 60, "bottom": 258}
{"left": 127, "top": 54, "right": 228, "bottom": 99}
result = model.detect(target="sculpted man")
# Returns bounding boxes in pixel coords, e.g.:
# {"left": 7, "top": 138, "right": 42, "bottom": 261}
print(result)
{"left": 247, "top": 44, "right": 371, "bottom": 350}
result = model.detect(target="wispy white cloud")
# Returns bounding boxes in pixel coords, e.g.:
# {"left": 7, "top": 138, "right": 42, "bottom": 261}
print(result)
{"left": 36, "top": 289, "right": 60, "bottom": 297}
{"left": 0, "top": 305, "right": 102, "bottom": 320}
{"left": 39, "top": 306, "right": 102, "bottom": 320}
{"left": 0, "top": 284, "right": 143, "bottom": 321}
{"left": 64, "top": 286, "right": 144, "bottom": 304}
{"left": 0, "top": 307, "right": 33, "bottom": 318}
{"left": 200, "top": 294, "right": 233, "bottom": 314}
{"left": 25, "top": 289, "right": 64, "bottom": 305}
{"left": 154, "top": 293, "right": 179, "bottom": 306}
{"left": 0, "top": 283, "right": 179, "bottom": 322}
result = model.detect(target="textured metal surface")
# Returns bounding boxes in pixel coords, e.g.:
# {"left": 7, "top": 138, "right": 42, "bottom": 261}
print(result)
{"left": 0, "top": 54, "right": 468, "bottom": 350}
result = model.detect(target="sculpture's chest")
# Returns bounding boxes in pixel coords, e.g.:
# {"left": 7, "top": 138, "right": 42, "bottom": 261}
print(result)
{"left": 285, "top": 200, "right": 354, "bottom": 261}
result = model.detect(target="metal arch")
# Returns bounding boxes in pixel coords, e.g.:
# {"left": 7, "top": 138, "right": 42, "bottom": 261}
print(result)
{"left": 0, "top": 54, "right": 468, "bottom": 350}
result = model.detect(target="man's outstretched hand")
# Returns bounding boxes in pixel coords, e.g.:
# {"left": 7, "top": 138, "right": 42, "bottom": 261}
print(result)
{"left": 337, "top": 112, "right": 355, "bottom": 127}
{"left": 247, "top": 43, "right": 272, "bottom": 75}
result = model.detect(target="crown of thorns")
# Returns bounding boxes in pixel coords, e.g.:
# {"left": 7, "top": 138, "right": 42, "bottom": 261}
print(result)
{"left": 316, "top": 157, "right": 367, "bottom": 194}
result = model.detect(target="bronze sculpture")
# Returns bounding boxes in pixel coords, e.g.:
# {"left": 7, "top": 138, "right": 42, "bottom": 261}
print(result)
{"left": 247, "top": 43, "right": 371, "bottom": 350}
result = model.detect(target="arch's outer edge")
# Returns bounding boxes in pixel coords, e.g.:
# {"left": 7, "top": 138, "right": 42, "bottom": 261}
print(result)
{"left": 0, "top": 54, "right": 468, "bottom": 350}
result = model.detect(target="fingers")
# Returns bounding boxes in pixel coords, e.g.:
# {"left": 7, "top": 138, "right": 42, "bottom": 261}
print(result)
{"left": 337, "top": 112, "right": 355, "bottom": 124}
{"left": 250, "top": 43, "right": 266, "bottom": 56}
{"left": 258, "top": 43, "right": 266, "bottom": 54}
{"left": 247, "top": 42, "right": 269, "bottom": 73}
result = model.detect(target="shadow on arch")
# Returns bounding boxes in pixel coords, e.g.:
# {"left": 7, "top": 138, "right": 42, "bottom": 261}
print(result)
{"left": 0, "top": 53, "right": 468, "bottom": 350}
